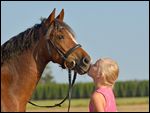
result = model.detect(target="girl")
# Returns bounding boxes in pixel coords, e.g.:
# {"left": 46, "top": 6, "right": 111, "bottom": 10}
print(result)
{"left": 88, "top": 58, "right": 119, "bottom": 112}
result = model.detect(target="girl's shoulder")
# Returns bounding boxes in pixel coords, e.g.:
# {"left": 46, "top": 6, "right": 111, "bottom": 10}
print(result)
{"left": 90, "top": 91, "right": 106, "bottom": 111}
{"left": 91, "top": 91, "right": 106, "bottom": 103}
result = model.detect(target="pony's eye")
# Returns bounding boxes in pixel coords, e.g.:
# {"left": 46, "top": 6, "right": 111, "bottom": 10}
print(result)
{"left": 58, "top": 35, "right": 64, "bottom": 40}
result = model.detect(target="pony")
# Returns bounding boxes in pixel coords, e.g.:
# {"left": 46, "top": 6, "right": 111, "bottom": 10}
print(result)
{"left": 1, "top": 8, "right": 91, "bottom": 111}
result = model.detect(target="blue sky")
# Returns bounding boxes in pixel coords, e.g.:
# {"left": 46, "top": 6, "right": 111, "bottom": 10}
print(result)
{"left": 1, "top": 1, "right": 149, "bottom": 83}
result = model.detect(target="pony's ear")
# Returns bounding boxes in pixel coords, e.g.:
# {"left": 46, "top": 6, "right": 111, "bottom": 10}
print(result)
{"left": 46, "top": 8, "right": 56, "bottom": 24}
{"left": 56, "top": 9, "right": 64, "bottom": 21}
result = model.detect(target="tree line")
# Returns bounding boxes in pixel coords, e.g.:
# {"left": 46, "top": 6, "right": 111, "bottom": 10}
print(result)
{"left": 31, "top": 80, "right": 149, "bottom": 100}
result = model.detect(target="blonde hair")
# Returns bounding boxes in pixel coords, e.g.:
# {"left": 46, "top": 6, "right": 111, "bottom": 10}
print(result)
{"left": 97, "top": 58, "right": 119, "bottom": 87}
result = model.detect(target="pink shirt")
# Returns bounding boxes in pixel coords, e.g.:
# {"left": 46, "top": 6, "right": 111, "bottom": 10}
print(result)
{"left": 89, "top": 87, "right": 117, "bottom": 112}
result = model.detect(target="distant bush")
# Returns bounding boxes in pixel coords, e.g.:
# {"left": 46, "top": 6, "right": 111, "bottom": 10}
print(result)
{"left": 31, "top": 80, "right": 149, "bottom": 100}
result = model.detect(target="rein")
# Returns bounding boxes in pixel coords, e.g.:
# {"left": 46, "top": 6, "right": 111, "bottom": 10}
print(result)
{"left": 28, "top": 69, "right": 77, "bottom": 112}
{"left": 28, "top": 27, "right": 82, "bottom": 111}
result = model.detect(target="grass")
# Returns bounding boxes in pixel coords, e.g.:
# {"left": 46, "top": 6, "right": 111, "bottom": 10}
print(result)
{"left": 116, "top": 97, "right": 149, "bottom": 106}
{"left": 27, "top": 98, "right": 89, "bottom": 110}
{"left": 26, "top": 97, "right": 149, "bottom": 110}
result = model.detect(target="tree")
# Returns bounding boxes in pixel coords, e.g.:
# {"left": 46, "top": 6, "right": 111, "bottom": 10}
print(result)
{"left": 40, "top": 64, "right": 55, "bottom": 84}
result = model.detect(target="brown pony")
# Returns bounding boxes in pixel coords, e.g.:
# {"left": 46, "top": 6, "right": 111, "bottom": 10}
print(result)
{"left": 1, "top": 9, "right": 91, "bottom": 112}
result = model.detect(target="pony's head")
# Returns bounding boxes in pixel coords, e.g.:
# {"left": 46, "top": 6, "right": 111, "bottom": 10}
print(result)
{"left": 39, "top": 9, "right": 91, "bottom": 75}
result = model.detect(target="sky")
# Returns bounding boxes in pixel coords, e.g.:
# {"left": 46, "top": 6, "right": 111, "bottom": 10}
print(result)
{"left": 1, "top": 1, "right": 149, "bottom": 83}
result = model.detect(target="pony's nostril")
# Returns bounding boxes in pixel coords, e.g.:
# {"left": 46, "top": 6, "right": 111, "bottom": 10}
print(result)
{"left": 70, "top": 61, "right": 76, "bottom": 69}
{"left": 64, "top": 60, "right": 76, "bottom": 69}
{"left": 83, "top": 57, "right": 90, "bottom": 64}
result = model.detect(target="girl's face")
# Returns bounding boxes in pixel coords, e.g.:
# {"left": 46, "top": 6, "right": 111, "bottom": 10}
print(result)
{"left": 88, "top": 60, "right": 101, "bottom": 79}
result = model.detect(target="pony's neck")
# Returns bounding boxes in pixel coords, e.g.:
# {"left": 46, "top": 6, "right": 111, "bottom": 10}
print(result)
{"left": 1, "top": 23, "right": 54, "bottom": 111}
{"left": 32, "top": 38, "right": 52, "bottom": 76}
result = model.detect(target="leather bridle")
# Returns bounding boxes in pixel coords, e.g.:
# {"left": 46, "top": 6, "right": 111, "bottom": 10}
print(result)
{"left": 28, "top": 32, "right": 82, "bottom": 112}
{"left": 47, "top": 39, "right": 82, "bottom": 68}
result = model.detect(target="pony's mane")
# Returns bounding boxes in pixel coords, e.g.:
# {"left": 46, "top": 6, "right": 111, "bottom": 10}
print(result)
{"left": 1, "top": 18, "right": 76, "bottom": 65}
{"left": 1, "top": 23, "right": 41, "bottom": 64}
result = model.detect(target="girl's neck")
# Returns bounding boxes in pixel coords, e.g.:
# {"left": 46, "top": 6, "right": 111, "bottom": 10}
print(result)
{"left": 95, "top": 82, "right": 112, "bottom": 90}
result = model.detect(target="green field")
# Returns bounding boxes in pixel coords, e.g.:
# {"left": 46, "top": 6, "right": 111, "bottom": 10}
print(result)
{"left": 26, "top": 97, "right": 149, "bottom": 112}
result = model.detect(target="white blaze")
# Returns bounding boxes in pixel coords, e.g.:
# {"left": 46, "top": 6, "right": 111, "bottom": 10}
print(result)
{"left": 66, "top": 30, "right": 78, "bottom": 44}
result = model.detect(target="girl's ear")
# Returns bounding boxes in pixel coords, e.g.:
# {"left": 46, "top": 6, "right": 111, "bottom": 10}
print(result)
{"left": 56, "top": 9, "right": 64, "bottom": 22}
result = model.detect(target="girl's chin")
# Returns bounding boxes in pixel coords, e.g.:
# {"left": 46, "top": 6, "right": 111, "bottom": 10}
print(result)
{"left": 87, "top": 73, "right": 93, "bottom": 78}
{"left": 87, "top": 72, "right": 91, "bottom": 76}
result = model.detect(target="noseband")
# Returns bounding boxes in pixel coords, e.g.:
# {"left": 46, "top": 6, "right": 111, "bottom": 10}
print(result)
{"left": 28, "top": 35, "right": 82, "bottom": 112}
